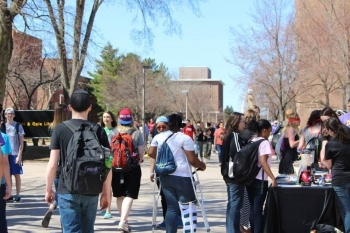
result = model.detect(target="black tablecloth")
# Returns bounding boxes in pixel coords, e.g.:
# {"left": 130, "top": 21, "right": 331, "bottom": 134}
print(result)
{"left": 264, "top": 186, "right": 343, "bottom": 233}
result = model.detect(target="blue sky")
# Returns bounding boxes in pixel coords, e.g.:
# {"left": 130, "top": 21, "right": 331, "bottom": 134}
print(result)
{"left": 91, "top": 0, "right": 256, "bottom": 111}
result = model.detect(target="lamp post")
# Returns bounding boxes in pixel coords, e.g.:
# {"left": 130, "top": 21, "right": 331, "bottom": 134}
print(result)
{"left": 181, "top": 90, "right": 188, "bottom": 119}
{"left": 142, "top": 65, "right": 152, "bottom": 143}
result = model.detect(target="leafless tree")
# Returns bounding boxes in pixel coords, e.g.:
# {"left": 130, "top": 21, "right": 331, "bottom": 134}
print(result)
{"left": 229, "top": 0, "right": 299, "bottom": 121}
{"left": 19, "top": 0, "right": 204, "bottom": 105}
{"left": 6, "top": 51, "right": 61, "bottom": 109}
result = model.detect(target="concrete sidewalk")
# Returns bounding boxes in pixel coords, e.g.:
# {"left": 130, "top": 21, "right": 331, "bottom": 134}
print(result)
{"left": 6, "top": 155, "right": 280, "bottom": 233}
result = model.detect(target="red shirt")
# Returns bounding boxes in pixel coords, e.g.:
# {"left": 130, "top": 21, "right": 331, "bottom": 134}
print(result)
{"left": 214, "top": 128, "right": 225, "bottom": 145}
{"left": 183, "top": 125, "right": 196, "bottom": 140}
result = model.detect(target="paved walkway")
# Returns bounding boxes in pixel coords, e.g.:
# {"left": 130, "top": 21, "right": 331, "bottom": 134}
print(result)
{"left": 6, "top": 153, "right": 280, "bottom": 233}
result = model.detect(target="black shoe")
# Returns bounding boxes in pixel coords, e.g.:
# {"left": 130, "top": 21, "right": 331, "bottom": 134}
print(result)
{"left": 14, "top": 196, "right": 21, "bottom": 202}
{"left": 42, "top": 210, "right": 52, "bottom": 228}
{"left": 6, "top": 195, "right": 14, "bottom": 202}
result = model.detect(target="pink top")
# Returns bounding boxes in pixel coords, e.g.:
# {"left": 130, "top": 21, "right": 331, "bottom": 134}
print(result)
{"left": 252, "top": 137, "right": 272, "bottom": 180}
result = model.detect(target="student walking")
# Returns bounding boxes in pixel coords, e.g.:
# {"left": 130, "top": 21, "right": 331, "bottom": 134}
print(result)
{"left": 148, "top": 113, "right": 206, "bottom": 233}
{"left": 42, "top": 106, "right": 69, "bottom": 228}
{"left": 113, "top": 108, "right": 145, "bottom": 232}
{"left": 100, "top": 111, "right": 118, "bottom": 219}
{"left": 45, "top": 90, "right": 112, "bottom": 232}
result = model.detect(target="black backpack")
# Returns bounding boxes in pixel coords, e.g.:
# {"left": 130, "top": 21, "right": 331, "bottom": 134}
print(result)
{"left": 62, "top": 121, "right": 107, "bottom": 195}
{"left": 232, "top": 139, "right": 265, "bottom": 185}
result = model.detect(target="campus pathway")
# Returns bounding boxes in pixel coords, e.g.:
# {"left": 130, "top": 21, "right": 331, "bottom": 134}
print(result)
{"left": 6, "top": 154, "right": 280, "bottom": 233}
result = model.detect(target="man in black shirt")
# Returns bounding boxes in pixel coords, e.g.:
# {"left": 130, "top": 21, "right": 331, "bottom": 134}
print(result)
{"left": 45, "top": 90, "right": 112, "bottom": 232}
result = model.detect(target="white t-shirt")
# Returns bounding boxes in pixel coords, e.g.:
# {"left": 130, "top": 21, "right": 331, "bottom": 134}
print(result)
{"left": 251, "top": 137, "right": 272, "bottom": 180}
{"left": 151, "top": 130, "right": 195, "bottom": 177}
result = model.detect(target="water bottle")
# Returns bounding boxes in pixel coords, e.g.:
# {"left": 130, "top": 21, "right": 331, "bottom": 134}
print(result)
{"left": 318, "top": 176, "right": 324, "bottom": 186}
{"left": 105, "top": 155, "right": 113, "bottom": 169}
{"left": 103, "top": 147, "right": 113, "bottom": 169}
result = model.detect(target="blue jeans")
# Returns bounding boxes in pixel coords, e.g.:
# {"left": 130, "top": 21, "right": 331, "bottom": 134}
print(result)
{"left": 246, "top": 179, "right": 268, "bottom": 233}
{"left": 58, "top": 193, "right": 99, "bottom": 233}
{"left": 333, "top": 183, "right": 350, "bottom": 233}
{"left": 160, "top": 175, "right": 196, "bottom": 233}
{"left": 198, "top": 141, "right": 210, "bottom": 159}
{"left": 0, "top": 184, "right": 7, "bottom": 233}
{"left": 216, "top": 144, "right": 223, "bottom": 163}
{"left": 226, "top": 182, "right": 244, "bottom": 233}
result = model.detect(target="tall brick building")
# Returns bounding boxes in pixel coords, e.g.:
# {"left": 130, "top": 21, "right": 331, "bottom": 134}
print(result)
{"left": 295, "top": 0, "right": 348, "bottom": 125}
{"left": 171, "top": 67, "right": 224, "bottom": 123}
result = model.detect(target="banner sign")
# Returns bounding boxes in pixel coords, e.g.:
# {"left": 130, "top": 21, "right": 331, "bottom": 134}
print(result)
{"left": 12, "top": 110, "right": 54, "bottom": 138}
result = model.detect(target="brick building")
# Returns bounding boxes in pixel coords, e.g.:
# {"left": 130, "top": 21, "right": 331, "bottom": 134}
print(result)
{"left": 295, "top": 0, "right": 349, "bottom": 125}
{"left": 4, "top": 30, "right": 90, "bottom": 111}
{"left": 171, "top": 67, "right": 224, "bottom": 123}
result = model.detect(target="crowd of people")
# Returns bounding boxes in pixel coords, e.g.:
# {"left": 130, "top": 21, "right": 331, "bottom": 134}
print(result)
{"left": 1, "top": 90, "right": 350, "bottom": 233}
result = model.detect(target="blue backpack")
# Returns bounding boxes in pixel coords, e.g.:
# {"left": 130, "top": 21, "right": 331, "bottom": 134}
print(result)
{"left": 155, "top": 133, "right": 176, "bottom": 176}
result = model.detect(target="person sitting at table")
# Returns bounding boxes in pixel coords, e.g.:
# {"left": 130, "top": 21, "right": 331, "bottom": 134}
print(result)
{"left": 322, "top": 117, "right": 350, "bottom": 233}
{"left": 245, "top": 119, "right": 277, "bottom": 233}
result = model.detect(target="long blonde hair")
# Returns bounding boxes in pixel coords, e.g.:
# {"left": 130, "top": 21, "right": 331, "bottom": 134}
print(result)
{"left": 282, "top": 112, "right": 300, "bottom": 135}
{"left": 50, "top": 106, "right": 69, "bottom": 129}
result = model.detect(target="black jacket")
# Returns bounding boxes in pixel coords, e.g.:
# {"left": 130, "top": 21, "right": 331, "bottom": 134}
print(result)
{"left": 221, "top": 131, "right": 245, "bottom": 183}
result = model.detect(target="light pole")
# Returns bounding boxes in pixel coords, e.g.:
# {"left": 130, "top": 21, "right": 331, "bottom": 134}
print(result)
{"left": 142, "top": 65, "right": 151, "bottom": 143}
{"left": 181, "top": 90, "right": 188, "bottom": 119}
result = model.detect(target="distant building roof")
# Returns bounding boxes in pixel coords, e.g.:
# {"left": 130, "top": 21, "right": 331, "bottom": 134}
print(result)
{"left": 173, "top": 79, "right": 225, "bottom": 85}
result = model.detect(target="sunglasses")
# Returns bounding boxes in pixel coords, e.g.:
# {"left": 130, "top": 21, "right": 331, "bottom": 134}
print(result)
{"left": 157, "top": 126, "right": 167, "bottom": 130}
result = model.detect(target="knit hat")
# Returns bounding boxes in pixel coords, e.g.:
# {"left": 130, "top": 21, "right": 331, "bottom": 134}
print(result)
{"left": 118, "top": 108, "right": 133, "bottom": 124}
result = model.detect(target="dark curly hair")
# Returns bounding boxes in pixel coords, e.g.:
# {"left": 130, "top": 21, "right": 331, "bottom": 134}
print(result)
{"left": 324, "top": 117, "right": 350, "bottom": 143}
{"left": 247, "top": 119, "right": 272, "bottom": 135}
{"left": 168, "top": 113, "right": 183, "bottom": 132}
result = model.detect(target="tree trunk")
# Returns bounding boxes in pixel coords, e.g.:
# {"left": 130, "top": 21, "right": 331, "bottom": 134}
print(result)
{"left": 0, "top": 9, "right": 14, "bottom": 104}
